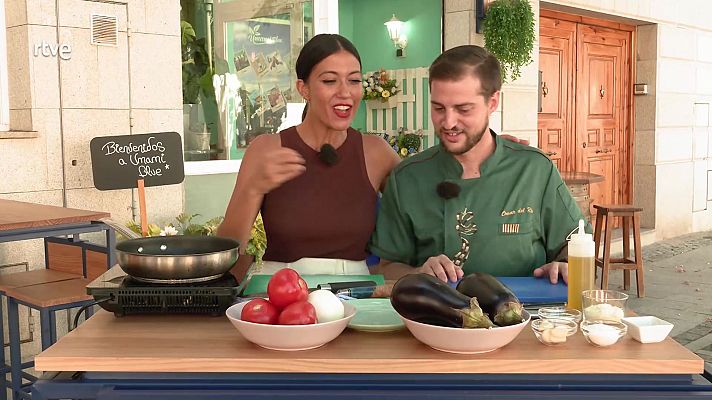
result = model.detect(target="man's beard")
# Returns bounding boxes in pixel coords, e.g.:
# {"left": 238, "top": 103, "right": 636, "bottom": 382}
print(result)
{"left": 439, "top": 119, "right": 489, "bottom": 155}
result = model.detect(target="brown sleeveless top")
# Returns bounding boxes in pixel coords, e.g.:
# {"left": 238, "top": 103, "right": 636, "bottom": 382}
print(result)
{"left": 261, "top": 126, "right": 377, "bottom": 262}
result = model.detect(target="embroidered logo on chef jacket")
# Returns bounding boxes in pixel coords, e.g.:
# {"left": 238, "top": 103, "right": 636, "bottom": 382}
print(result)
{"left": 453, "top": 207, "right": 477, "bottom": 267}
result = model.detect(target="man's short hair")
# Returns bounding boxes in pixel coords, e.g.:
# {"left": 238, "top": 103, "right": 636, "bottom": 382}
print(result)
{"left": 429, "top": 45, "right": 502, "bottom": 98}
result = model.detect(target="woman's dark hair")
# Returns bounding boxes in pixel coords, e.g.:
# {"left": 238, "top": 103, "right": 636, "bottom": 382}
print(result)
{"left": 429, "top": 45, "right": 502, "bottom": 98}
{"left": 296, "top": 34, "right": 362, "bottom": 82}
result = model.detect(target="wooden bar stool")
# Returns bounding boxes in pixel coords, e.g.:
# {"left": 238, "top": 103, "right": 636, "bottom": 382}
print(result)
{"left": 593, "top": 204, "right": 645, "bottom": 298}
{"left": 0, "top": 239, "right": 109, "bottom": 399}
{"left": 5, "top": 278, "right": 94, "bottom": 399}
{"left": 0, "top": 270, "right": 80, "bottom": 400}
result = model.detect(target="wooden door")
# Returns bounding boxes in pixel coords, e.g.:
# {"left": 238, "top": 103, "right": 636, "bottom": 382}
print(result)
{"left": 537, "top": 11, "right": 633, "bottom": 215}
{"left": 538, "top": 18, "right": 576, "bottom": 171}
{"left": 576, "top": 24, "right": 631, "bottom": 209}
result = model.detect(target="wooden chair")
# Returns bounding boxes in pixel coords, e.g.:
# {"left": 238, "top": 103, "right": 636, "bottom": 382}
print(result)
{"left": 593, "top": 204, "right": 645, "bottom": 298}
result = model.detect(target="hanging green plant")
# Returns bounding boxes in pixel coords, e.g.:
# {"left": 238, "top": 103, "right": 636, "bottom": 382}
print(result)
{"left": 482, "top": 0, "right": 535, "bottom": 82}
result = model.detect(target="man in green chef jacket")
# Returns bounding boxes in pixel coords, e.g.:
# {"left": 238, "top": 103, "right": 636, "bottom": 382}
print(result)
{"left": 369, "top": 45, "right": 585, "bottom": 285}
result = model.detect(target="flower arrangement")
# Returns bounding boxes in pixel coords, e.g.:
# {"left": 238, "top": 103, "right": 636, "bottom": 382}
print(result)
{"left": 366, "top": 128, "right": 423, "bottom": 158}
{"left": 127, "top": 213, "right": 223, "bottom": 237}
{"left": 363, "top": 68, "right": 400, "bottom": 102}
{"left": 125, "top": 213, "right": 268, "bottom": 263}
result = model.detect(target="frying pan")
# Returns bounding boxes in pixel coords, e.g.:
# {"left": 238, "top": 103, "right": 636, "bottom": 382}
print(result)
{"left": 115, "top": 236, "right": 239, "bottom": 283}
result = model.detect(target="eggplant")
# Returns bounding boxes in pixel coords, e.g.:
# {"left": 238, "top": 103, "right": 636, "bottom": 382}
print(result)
{"left": 390, "top": 274, "right": 494, "bottom": 329}
{"left": 456, "top": 272, "right": 523, "bottom": 326}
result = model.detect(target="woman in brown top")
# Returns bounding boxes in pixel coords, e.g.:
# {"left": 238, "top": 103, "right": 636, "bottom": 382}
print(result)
{"left": 219, "top": 34, "right": 400, "bottom": 281}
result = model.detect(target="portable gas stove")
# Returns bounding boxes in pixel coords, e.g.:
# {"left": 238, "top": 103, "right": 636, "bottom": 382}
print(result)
{"left": 87, "top": 266, "right": 239, "bottom": 316}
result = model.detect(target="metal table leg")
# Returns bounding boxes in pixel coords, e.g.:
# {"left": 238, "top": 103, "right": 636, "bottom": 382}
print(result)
{"left": 39, "top": 309, "right": 53, "bottom": 351}
{"left": 7, "top": 298, "right": 22, "bottom": 400}
{"left": 0, "top": 293, "right": 7, "bottom": 400}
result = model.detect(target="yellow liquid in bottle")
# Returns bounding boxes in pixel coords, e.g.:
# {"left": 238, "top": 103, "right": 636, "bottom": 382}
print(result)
{"left": 567, "top": 255, "right": 595, "bottom": 310}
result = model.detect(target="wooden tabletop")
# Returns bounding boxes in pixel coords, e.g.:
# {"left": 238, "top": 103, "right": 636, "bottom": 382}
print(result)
{"left": 560, "top": 171, "right": 605, "bottom": 184}
{"left": 0, "top": 199, "right": 110, "bottom": 231}
{"left": 34, "top": 311, "right": 703, "bottom": 375}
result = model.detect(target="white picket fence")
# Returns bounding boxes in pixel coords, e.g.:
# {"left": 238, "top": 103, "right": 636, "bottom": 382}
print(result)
{"left": 364, "top": 67, "right": 435, "bottom": 149}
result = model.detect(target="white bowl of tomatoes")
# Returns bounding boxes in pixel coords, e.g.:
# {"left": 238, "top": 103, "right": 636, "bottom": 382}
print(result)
{"left": 225, "top": 268, "right": 357, "bottom": 351}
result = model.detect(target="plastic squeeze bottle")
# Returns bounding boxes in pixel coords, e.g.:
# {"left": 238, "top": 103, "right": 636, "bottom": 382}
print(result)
{"left": 567, "top": 219, "right": 595, "bottom": 310}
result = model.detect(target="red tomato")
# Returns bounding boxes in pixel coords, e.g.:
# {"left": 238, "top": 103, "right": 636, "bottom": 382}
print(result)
{"left": 267, "top": 268, "right": 309, "bottom": 309}
{"left": 240, "top": 299, "right": 279, "bottom": 324}
{"left": 278, "top": 301, "right": 317, "bottom": 325}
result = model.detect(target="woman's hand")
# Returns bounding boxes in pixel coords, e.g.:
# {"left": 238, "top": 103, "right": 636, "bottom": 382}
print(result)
{"left": 417, "top": 254, "right": 464, "bottom": 283}
{"left": 500, "top": 134, "right": 530, "bottom": 146}
{"left": 249, "top": 147, "right": 306, "bottom": 195}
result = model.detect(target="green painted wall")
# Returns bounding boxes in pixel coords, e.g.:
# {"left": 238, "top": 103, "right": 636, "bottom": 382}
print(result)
{"left": 184, "top": 173, "right": 237, "bottom": 223}
{"left": 339, "top": 0, "right": 442, "bottom": 131}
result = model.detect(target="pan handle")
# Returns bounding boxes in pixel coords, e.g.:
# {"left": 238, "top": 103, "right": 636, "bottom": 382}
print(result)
{"left": 99, "top": 217, "right": 142, "bottom": 240}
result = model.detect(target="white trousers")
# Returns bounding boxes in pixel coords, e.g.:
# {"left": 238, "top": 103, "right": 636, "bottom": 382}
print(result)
{"left": 249, "top": 257, "right": 370, "bottom": 276}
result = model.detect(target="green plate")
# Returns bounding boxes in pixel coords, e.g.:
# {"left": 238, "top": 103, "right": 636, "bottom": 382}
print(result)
{"left": 345, "top": 298, "right": 405, "bottom": 332}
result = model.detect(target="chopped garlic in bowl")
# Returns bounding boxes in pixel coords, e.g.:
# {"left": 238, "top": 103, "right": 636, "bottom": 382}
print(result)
{"left": 531, "top": 318, "right": 577, "bottom": 346}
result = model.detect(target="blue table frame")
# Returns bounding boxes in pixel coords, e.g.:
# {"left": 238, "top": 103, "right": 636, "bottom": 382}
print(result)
{"left": 32, "top": 370, "right": 712, "bottom": 399}
{"left": 0, "top": 220, "right": 115, "bottom": 400}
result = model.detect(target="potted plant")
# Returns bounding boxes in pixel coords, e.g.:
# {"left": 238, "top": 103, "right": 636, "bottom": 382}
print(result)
{"left": 181, "top": 20, "right": 214, "bottom": 154}
{"left": 363, "top": 69, "right": 400, "bottom": 109}
{"left": 482, "top": 0, "right": 535, "bottom": 82}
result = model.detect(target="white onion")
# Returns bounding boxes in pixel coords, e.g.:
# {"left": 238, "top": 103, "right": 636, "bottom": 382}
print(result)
{"left": 307, "top": 290, "right": 345, "bottom": 323}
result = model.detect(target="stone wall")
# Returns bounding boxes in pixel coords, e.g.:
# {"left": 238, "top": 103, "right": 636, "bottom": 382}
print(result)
{"left": 0, "top": 0, "right": 183, "bottom": 355}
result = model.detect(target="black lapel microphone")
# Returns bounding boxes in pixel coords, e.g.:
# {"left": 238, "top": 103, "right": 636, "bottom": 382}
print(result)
{"left": 436, "top": 181, "right": 461, "bottom": 199}
{"left": 318, "top": 143, "right": 339, "bottom": 166}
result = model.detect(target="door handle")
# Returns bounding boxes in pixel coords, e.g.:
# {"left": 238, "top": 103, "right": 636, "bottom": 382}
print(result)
{"left": 545, "top": 151, "right": 557, "bottom": 156}
{"left": 595, "top": 148, "right": 612, "bottom": 154}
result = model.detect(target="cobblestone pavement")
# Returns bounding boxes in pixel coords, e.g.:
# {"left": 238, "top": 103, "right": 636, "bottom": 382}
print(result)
{"left": 642, "top": 233, "right": 712, "bottom": 263}
{"left": 605, "top": 230, "right": 712, "bottom": 371}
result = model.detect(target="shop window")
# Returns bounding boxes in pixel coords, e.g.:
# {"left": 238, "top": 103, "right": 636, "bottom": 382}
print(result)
{"left": 181, "top": 0, "right": 313, "bottom": 162}
{"left": 0, "top": 1, "right": 9, "bottom": 131}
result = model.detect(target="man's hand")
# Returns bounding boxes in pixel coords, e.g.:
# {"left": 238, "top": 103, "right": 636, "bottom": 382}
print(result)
{"left": 533, "top": 262, "right": 568, "bottom": 284}
{"left": 417, "top": 254, "right": 463, "bottom": 283}
{"left": 500, "top": 134, "right": 530, "bottom": 146}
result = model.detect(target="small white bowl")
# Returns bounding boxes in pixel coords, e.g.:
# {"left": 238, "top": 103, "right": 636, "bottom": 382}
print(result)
{"left": 225, "top": 302, "right": 356, "bottom": 351}
{"left": 621, "top": 316, "right": 674, "bottom": 343}
{"left": 399, "top": 311, "right": 530, "bottom": 354}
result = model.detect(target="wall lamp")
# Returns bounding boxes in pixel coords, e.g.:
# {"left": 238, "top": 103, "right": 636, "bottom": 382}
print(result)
{"left": 384, "top": 14, "right": 408, "bottom": 57}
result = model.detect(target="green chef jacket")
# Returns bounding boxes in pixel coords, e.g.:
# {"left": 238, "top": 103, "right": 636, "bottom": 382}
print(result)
{"left": 370, "top": 131, "right": 585, "bottom": 277}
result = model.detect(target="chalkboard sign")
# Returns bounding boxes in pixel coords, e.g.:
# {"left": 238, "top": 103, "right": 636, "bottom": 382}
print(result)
{"left": 90, "top": 132, "right": 185, "bottom": 190}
